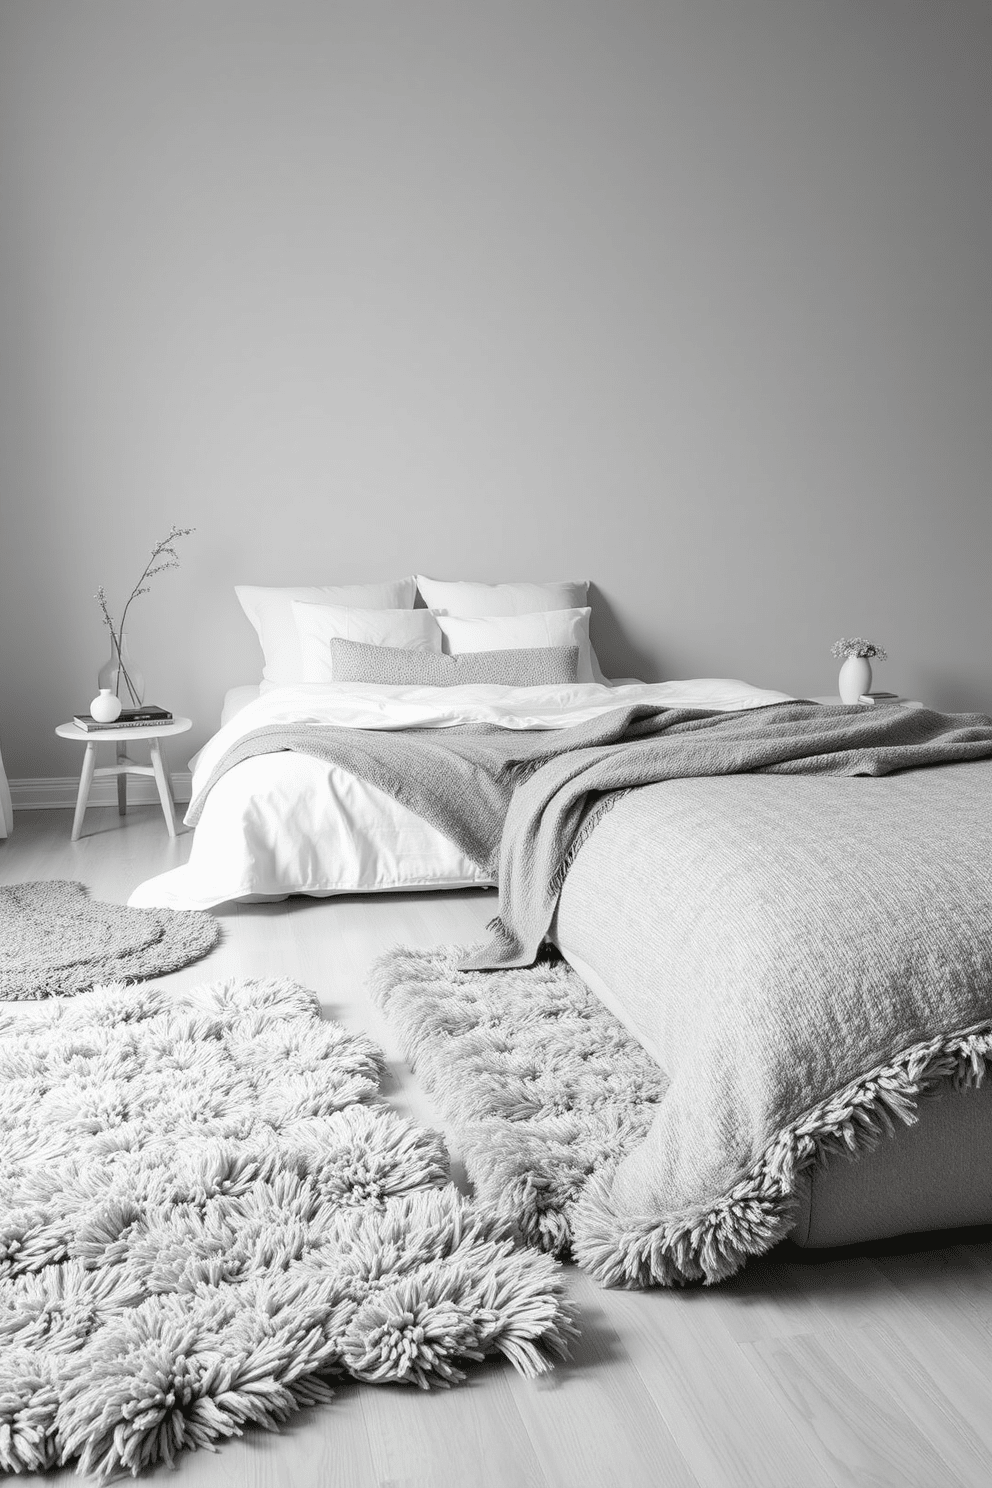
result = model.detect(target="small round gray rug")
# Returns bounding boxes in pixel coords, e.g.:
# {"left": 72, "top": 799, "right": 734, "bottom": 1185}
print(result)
{"left": 0, "top": 879, "right": 219, "bottom": 999}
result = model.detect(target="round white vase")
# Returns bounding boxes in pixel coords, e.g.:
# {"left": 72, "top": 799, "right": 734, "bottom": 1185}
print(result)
{"left": 838, "top": 654, "right": 872, "bottom": 704}
{"left": 90, "top": 687, "right": 122, "bottom": 724}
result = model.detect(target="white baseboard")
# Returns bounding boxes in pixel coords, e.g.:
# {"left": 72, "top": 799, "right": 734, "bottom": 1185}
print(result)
{"left": 11, "top": 772, "right": 193, "bottom": 812}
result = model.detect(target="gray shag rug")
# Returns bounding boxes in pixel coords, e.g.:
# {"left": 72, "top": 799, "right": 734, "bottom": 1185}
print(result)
{"left": 0, "top": 880, "right": 219, "bottom": 1000}
{"left": 370, "top": 946, "right": 666, "bottom": 1257}
{"left": 0, "top": 977, "right": 574, "bottom": 1481}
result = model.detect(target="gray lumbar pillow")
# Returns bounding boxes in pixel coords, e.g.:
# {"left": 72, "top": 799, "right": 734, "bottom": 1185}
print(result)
{"left": 329, "top": 638, "right": 580, "bottom": 687}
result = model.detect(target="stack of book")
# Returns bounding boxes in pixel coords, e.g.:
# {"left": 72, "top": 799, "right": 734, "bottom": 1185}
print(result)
{"left": 72, "top": 705, "right": 173, "bottom": 731}
{"left": 858, "top": 691, "right": 904, "bottom": 705}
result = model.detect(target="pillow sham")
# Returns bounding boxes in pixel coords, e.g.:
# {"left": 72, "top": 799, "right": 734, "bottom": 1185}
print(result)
{"left": 329, "top": 638, "right": 580, "bottom": 687}
{"left": 236, "top": 577, "right": 417, "bottom": 686}
{"left": 416, "top": 575, "right": 588, "bottom": 617}
{"left": 291, "top": 602, "right": 443, "bottom": 684}
{"left": 417, "top": 576, "right": 608, "bottom": 681}
{"left": 433, "top": 607, "right": 601, "bottom": 684}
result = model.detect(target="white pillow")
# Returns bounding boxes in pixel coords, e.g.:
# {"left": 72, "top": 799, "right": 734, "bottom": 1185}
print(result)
{"left": 291, "top": 602, "right": 443, "bottom": 684}
{"left": 417, "top": 576, "right": 608, "bottom": 681}
{"left": 434, "top": 607, "right": 601, "bottom": 684}
{"left": 417, "top": 576, "right": 588, "bottom": 617}
{"left": 236, "top": 578, "right": 417, "bottom": 686}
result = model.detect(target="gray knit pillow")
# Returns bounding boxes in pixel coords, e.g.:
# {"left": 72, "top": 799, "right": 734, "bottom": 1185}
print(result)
{"left": 329, "top": 639, "right": 580, "bottom": 687}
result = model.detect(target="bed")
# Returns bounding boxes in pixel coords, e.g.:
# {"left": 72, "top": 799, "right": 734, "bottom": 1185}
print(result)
{"left": 132, "top": 571, "right": 650, "bottom": 910}
{"left": 129, "top": 574, "right": 992, "bottom": 1274}
{"left": 130, "top": 675, "right": 790, "bottom": 911}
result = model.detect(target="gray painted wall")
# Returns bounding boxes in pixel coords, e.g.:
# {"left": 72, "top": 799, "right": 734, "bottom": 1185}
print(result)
{"left": 1, "top": 1, "right": 990, "bottom": 780}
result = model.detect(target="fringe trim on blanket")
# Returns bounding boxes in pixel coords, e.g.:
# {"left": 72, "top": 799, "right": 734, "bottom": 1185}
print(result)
{"left": 571, "top": 1023, "right": 992, "bottom": 1288}
{"left": 482, "top": 789, "right": 635, "bottom": 959}
{"left": 546, "top": 787, "right": 633, "bottom": 906}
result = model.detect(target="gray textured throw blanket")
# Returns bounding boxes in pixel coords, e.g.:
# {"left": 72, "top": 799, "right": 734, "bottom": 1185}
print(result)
{"left": 186, "top": 718, "right": 625, "bottom": 859}
{"left": 462, "top": 701, "right": 992, "bottom": 970}
{"left": 190, "top": 701, "right": 992, "bottom": 970}
{"left": 188, "top": 705, "right": 757, "bottom": 852}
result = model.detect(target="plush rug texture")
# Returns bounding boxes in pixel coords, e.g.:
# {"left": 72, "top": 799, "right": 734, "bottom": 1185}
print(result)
{"left": 369, "top": 946, "right": 666, "bottom": 1256}
{"left": 0, "top": 978, "right": 573, "bottom": 1480}
{"left": 0, "top": 880, "right": 219, "bottom": 1000}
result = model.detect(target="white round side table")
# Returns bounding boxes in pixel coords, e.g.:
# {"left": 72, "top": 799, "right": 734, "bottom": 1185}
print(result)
{"left": 55, "top": 717, "right": 193, "bottom": 841}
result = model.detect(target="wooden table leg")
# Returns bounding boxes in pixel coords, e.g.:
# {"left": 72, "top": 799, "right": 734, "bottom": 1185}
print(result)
{"left": 71, "top": 742, "right": 97, "bottom": 841}
{"left": 117, "top": 741, "right": 127, "bottom": 815}
{"left": 149, "top": 739, "right": 177, "bottom": 838}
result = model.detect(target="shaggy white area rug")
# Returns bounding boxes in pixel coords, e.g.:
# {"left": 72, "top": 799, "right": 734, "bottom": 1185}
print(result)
{"left": 370, "top": 946, "right": 666, "bottom": 1255}
{"left": 0, "top": 978, "right": 574, "bottom": 1481}
{"left": 0, "top": 880, "right": 219, "bottom": 1000}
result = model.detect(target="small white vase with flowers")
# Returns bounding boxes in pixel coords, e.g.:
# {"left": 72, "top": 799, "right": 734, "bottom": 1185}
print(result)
{"left": 831, "top": 637, "right": 888, "bottom": 704}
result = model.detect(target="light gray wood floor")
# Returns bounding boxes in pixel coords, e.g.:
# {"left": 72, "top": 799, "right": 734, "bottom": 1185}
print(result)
{"left": 4, "top": 805, "right": 992, "bottom": 1487}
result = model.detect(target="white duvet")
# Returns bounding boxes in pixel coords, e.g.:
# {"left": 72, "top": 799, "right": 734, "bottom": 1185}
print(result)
{"left": 129, "top": 677, "right": 793, "bottom": 911}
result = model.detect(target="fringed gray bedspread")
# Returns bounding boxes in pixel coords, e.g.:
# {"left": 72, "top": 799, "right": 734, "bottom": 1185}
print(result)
{"left": 553, "top": 761, "right": 992, "bottom": 1284}
{"left": 191, "top": 700, "right": 992, "bottom": 1286}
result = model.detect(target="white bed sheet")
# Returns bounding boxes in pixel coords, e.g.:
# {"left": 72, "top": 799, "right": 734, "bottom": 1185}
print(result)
{"left": 129, "top": 677, "right": 793, "bottom": 911}
{"left": 220, "top": 684, "right": 262, "bottom": 726}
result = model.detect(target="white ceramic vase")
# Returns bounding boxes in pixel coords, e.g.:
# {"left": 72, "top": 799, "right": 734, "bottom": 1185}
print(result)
{"left": 838, "top": 654, "right": 872, "bottom": 704}
{"left": 90, "top": 687, "right": 122, "bottom": 724}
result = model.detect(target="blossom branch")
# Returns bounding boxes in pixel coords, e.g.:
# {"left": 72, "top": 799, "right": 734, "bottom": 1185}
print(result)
{"left": 95, "top": 526, "right": 194, "bottom": 703}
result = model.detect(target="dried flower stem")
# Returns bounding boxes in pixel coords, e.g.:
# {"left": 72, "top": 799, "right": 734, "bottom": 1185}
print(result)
{"left": 95, "top": 526, "right": 194, "bottom": 704}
